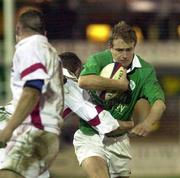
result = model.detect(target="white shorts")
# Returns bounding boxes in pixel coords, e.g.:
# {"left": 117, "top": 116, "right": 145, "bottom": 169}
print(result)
{"left": 0, "top": 148, "right": 49, "bottom": 178}
{"left": 0, "top": 126, "right": 59, "bottom": 178}
{"left": 38, "top": 171, "right": 50, "bottom": 178}
{"left": 73, "top": 129, "right": 132, "bottom": 178}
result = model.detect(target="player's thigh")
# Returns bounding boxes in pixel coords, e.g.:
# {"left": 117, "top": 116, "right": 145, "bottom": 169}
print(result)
{"left": 104, "top": 136, "right": 131, "bottom": 178}
{"left": 133, "top": 98, "right": 150, "bottom": 123}
{"left": 82, "top": 156, "right": 109, "bottom": 178}
{"left": 41, "top": 131, "right": 59, "bottom": 168}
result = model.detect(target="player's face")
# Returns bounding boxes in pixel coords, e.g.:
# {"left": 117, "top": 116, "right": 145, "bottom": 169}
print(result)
{"left": 110, "top": 38, "right": 135, "bottom": 68}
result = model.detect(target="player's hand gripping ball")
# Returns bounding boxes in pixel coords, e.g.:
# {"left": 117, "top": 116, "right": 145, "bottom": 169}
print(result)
{"left": 98, "top": 62, "right": 124, "bottom": 100}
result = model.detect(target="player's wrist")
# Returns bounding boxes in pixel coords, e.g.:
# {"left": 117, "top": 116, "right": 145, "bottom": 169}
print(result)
{"left": 118, "top": 78, "right": 129, "bottom": 91}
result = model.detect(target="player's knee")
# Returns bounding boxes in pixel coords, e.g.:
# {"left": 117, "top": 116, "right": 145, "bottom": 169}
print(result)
{"left": 82, "top": 156, "right": 109, "bottom": 178}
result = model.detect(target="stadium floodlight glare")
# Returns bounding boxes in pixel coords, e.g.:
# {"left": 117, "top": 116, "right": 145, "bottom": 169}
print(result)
{"left": 86, "top": 24, "right": 111, "bottom": 42}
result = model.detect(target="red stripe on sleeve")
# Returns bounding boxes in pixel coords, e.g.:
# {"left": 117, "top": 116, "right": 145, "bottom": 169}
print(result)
{"left": 87, "top": 105, "right": 103, "bottom": 126}
{"left": 21, "top": 63, "right": 47, "bottom": 79}
{"left": 63, "top": 107, "right": 72, "bottom": 119}
{"left": 88, "top": 115, "right": 101, "bottom": 126}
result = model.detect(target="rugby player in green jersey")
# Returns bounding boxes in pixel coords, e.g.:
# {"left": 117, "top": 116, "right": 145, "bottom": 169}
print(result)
{"left": 74, "top": 21, "right": 166, "bottom": 178}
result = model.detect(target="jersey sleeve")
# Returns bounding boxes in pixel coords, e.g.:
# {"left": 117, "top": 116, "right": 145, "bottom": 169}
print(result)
{"left": 80, "top": 55, "right": 102, "bottom": 76}
{"left": 24, "top": 79, "right": 44, "bottom": 92}
{"left": 64, "top": 79, "right": 119, "bottom": 134}
{"left": 141, "top": 67, "right": 165, "bottom": 105}
{"left": 80, "top": 50, "right": 113, "bottom": 76}
{"left": 15, "top": 44, "right": 49, "bottom": 82}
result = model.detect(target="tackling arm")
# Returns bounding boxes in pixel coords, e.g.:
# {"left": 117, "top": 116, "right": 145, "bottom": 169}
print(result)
{"left": 64, "top": 79, "right": 135, "bottom": 135}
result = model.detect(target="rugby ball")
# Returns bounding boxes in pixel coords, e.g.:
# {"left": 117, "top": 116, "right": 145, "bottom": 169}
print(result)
{"left": 98, "top": 62, "right": 124, "bottom": 100}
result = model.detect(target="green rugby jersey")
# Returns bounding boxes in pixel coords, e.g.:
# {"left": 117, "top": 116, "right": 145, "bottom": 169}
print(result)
{"left": 79, "top": 49, "right": 165, "bottom": 135}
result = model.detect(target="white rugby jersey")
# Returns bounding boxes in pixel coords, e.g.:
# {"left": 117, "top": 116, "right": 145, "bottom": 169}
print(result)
{"left": 63, "top": 68, "right": 119, "bottom": 135}
{"left": 11, "top": 35, "right": 64, "bottom": 135}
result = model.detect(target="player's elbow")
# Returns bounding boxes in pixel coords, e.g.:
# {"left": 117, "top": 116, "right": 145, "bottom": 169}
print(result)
{"left": 78, "top": 76, "right": 89, "bottom": 89}
{"left": 161, "top": 102, "right": 166, "bottom": 112}
{"left": 158, "top": 100, "right": 166, "bottom": 113}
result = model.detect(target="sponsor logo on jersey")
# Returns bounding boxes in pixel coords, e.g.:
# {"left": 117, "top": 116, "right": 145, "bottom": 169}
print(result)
{"left": 115, "top": 104, "right": 127, "bottom": 113}
{"left": 130, "top": 80, "right": 136, "bottom": 90}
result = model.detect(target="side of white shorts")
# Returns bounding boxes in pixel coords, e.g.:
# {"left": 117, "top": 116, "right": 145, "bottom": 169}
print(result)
{"left": 73, "top": 129, "right": 132, "bottom": 178}
{"left": 38, "top": 170, "right": 50, "bottom": 178}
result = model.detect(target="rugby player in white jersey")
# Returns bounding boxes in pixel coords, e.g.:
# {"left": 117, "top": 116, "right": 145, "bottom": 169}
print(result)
{"left": 0, "top": 9, "right": 64, "bottom": 178}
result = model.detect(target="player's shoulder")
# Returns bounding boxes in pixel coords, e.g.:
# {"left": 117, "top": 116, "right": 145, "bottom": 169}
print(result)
{"left": 88, "top": 49, "right": 112, "bottom": 61}
{"left": 137, "top": 55, "right": 154, "bottom": 69}
{"left": 16, "top": 36, "right": 37, "bottom": 53}
{"left": 16, "top": 35, "right": 50, "bottom": 57}
{"left": 136, "top": 55, "right": 156, "bottom": 79}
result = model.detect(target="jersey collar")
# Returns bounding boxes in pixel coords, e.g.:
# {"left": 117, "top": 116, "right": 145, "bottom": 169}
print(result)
{"left": 127, "top": 55, "right": 142, "bottom": 73}
{"left": 63, "top": 68, "right": 77, "bottom": 81}
{"left": 15, "top": 35, "right": 48, "bottom": 48}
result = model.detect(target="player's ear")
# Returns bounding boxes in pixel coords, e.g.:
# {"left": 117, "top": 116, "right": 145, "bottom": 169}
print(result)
{"left": 15, "top": 22, "right": 22, "bottom": 43}
{"left": 15, "top": 22, "right": 21, "bottom": 36}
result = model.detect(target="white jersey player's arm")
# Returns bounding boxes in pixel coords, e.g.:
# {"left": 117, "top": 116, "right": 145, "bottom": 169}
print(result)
{"left": 63, "top": 105, "right": 119, "bottom": 135}
{"left": 0, "top": 87, "right": 40, "bottom": 143}
{"left": 64, "top": 79, "right": 119, "bottom": 135}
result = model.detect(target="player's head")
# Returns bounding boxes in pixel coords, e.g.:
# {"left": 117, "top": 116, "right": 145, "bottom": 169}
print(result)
{"left": 59, "top": 52, "right": 82, "bottom": 78}
{"left": 109, "top": 21, "right": 137, "bottom": 68}
{"left": 16, "top": 8, "right": 46, "bottom": 42}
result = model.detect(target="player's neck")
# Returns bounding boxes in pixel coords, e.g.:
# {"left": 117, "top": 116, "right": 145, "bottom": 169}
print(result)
{"left": 17, "top": 32, "right": 41, "bottom": 43}
{"left": 126, "top": 63, "right": 132, "bottom": 70}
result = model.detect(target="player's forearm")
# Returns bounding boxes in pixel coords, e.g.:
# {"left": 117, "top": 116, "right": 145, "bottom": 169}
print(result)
{"left": 106, "top": 120, "right": 134, "bottom": 136}
{"left": 5, "top": 87, "right": 40, "bottom": 131}
{"left": 145, "top": 100, "right": 166, "bottom": 125}
{"left": 78, "top": 75, "right": 128, "bottom": 91}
